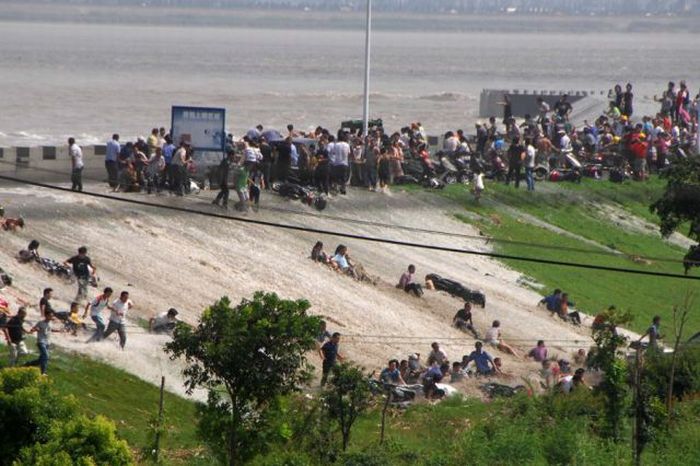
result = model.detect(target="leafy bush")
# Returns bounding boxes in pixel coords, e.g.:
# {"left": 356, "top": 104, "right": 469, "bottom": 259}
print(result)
{"left": 644, "top": 346, "right": 700, "bottom": 401}
{"left": 15, "top": 415, "right": 132, "bottom": 466}
{"left": 0, "top": 368, "right": 131, "bottom": 465}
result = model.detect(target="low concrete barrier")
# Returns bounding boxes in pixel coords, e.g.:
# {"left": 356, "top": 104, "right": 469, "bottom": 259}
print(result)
{"left": 0, "top": 145, "right": 106, "bottom": 184}
{"left": 479, "top": 88, "right": 608, "bottom": 119}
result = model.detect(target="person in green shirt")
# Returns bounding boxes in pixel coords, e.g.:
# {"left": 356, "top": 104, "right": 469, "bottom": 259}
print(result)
{"left": 234, "top": 162, "right": 251, "bottom": 211}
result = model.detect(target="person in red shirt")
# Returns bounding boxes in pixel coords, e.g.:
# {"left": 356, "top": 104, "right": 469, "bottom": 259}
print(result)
{"left": 630, "top": 135, "right": 648, "bottom": 181}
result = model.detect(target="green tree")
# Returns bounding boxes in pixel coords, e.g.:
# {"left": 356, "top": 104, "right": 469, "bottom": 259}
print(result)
{"left": 589, "top": 307, "right": 633, "bottom": 441}
{"left": 651, "top": 157, "right": 700, "bottom": 266}
{"left": 0, "top": 368, "right": 132, "bottom": 466}
{"left": 323, "top": 363, "right": 371, "bottom": 451}
{"left": 164, "top": 292, "right": 321, "bottom": 466}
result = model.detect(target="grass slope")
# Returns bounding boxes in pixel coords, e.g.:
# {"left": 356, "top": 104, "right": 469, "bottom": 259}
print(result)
{"left": 412, "top": 177, "right": 699, "bottom": 336}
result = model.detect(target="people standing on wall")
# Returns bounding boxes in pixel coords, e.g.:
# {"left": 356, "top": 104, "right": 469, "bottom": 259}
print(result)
{"left": 162, "top": 135, "right": 176, "bottom": 190}
{"left": 105, "top": 134, "right": 120, "bottom": 188}
{"left": 506, "top": 136, "right": 525, "bottom": 189}
{"left": 500, "top": 94, "right": 513, "bottom": 132}
{"left": 259, "top": 136, "right": 273, "bottom": 189}
{"left": 68, "top": 137, "right": 83, "bottom": 192}
{"left": 622, "top": 83, "right": 634, "bottom": 118}
{"left": 212, "top": 150, "right": 234, "bottom": 208}
{"left": 171, "top": 141, "right": 188, "bottom": 196}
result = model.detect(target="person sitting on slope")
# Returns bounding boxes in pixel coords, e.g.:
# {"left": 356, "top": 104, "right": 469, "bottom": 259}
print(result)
{"left": 397, "top": 264, "right": 423, "bottom": 297}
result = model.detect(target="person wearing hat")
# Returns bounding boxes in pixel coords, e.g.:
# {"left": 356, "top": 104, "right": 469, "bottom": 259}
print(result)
{"left": 149, "top": 308, "right": 180, "bottom": 335}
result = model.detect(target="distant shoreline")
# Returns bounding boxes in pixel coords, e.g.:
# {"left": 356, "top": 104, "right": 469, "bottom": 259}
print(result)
{"left": 1, "top": 2, "right": 699, "bottom": 34}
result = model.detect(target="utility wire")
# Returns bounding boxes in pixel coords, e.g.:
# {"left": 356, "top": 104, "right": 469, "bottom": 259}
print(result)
{"left": 1, "top": 173, "right": 698, "bottom": 281}
{"left": 0, "top": 158, "right": 689, "bottom": 265}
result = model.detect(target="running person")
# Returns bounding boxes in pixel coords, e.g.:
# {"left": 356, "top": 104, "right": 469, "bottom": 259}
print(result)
{"left": 65, "top": 246, "right": 95, "bottom": 304}
{"left": 102, "top": 291, "right": 132, "bottom": 349}
{"left": 84, "top": 287, "right": 113, "bottom": 342}
{"left": 319, "top": 332, "right": 343, "bottom": 386}
{"left": 28, "top": 310, "right": 62, "bottom": 375}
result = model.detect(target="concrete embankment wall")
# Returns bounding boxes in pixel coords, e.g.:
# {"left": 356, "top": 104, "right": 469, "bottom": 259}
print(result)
{"left": 0, "top": 145, "right": 107, "bottom": 183}
{"left": 479, "top": 88, "right": 609, "bottom": 118}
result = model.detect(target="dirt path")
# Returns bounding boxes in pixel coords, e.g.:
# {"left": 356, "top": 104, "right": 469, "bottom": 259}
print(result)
{"left": 0, "top": 182, "right": 641, "bottom": 398}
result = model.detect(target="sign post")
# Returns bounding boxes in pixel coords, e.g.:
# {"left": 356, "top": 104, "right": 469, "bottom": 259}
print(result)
{"left": 171, "top": 106, "right": 226, "bottom": 152}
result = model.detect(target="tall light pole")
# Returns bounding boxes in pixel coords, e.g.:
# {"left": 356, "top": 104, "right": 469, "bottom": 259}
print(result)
{"left": 362, "top": 0, "right": 372, "bottom": 138}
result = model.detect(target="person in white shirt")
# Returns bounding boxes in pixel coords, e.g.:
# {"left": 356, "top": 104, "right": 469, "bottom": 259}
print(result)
{"left": 427, "top": 342, "right": 448, "bottom": 366}
{"left": 331, "top": 135, "right": 351, "bottom": 195}
{"left": 171, "top": 142, "right": 188, "bottom": 196}
{"left": 102, "top": 291, "right": 133, "bottom": 349}
{"left": 524, "top": 138, "right": 537, "bottom": 192}
{"left": 68, "top": 137, "right": 84, "bottom": 192}
{"left": 443, "top": 131, "right": 459, "bottom": 152}
{"left": 484, "top": 320, "right": 521, "bottom": 357}
{"left": 146, "top": 147, "right": 166, "bottom": 194}
{"left": 559, "top": 131, "right": 572, "bottom": 154}
{"left": 472, "top": 168, "right": 485, "bottom": 202}
{"left": 149, "top": 308, "right": 179, "bottom": 335}
{"left": 84, "top": 287, "right": 113, "bottom": 342}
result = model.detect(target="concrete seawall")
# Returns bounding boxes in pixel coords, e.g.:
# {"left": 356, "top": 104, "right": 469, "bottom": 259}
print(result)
{"left": 0, "top": 145, "right": 107, "bottom": 183}
{"left": 479, "top": 88, "right": 609, "bottom": 118}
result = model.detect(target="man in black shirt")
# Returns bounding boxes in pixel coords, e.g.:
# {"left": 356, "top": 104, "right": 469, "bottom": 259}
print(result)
{"left": 259, "top": 137, "right": 273, "bottom": 189}
{"left": 5, "top": 307, "right": 29, "bottom": 365}
{"left": 506, "top": 137, "right": 525, "bottom": 188}
{"left": 554, "top": 95, "right": 573, "bottom": 121}
{"left": 319, "top": 332, "right": 343, "bottom": 386}
{"left": 39, "top": 288, "right": 54, "bottom": 317}
{"left": 212, "top": 151, "right": 234, "bottom": 208}
{"left": 453, "top": 302, "right": 480, "bottom": 339}
{"left": 65, "top": 246, "right": 95, "bottom": 304}
{"left": 276, "top": 138, "right": 293, "bottom": 183}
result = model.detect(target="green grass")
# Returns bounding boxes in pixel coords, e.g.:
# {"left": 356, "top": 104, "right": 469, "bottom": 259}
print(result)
{"left": 408, "top": 177, "right": 700, "bottom": 336}
{"left": 2, "top": 343, "right": 213, "bottom": 465}
{"left": 348, "top": 396, "right": 490, "bottom": 454}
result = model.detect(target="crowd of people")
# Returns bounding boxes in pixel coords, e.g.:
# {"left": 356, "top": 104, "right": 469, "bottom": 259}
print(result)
{"left": 6, "top": 80, "right": 689, "bottom": 391}
{"left": 308, "top": 238, "right": 670, "bottom": 400}
{"left": 0, "top": 235, "right": 181, "bottom": 375}
{"left": 307, "top": 242, "right": 633, "bottom": 399}
{"left": 56, "top": 80, "right": 697, "bottom": 213}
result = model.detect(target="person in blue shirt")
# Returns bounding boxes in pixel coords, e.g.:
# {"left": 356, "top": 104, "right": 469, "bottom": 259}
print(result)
{"left": 161, "top": 135, "right": 176, "bottom": 190}
{"left": 379, "top": 359, "right": 406, "bottom": 385}
{"left": 319, "top": 332, "right": 343, "bottom": 386}
{"left": 539, "top": 289, "right": 562, "bottom": 314}
{"left": 462, "top": 341, "right": 501, "bottom": 376}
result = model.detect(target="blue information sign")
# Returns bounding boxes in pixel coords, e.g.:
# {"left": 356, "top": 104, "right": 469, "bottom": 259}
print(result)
{"left": 171, "top": 106, "right": 226, "bottom": 152}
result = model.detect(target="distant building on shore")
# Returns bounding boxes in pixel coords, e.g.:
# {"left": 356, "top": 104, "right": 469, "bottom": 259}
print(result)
{"left": 45, "top": 0, "right": 700, "bottom": 16}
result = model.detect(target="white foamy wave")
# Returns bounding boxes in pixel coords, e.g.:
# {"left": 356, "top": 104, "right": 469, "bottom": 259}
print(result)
{"left": 10, "top": 131, "right": 49, "bottom": 141}
{"left": 0, "top": 131, "right": 107, "bottom": 147}
{"left": 258, "top": 91, "right": 410, "bottom": 101}
{"left": 418, "top": 92, "right": 474, "bottom": 102}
